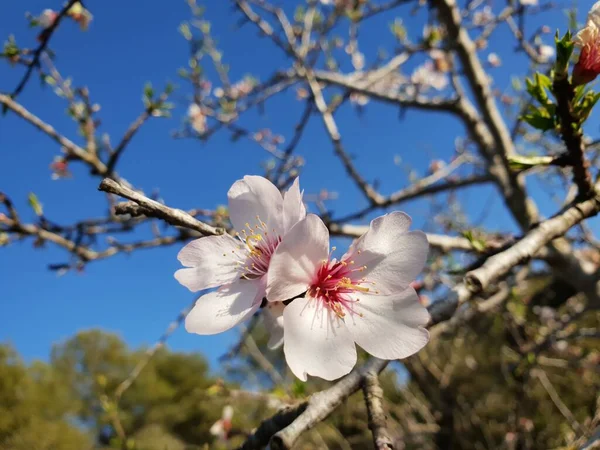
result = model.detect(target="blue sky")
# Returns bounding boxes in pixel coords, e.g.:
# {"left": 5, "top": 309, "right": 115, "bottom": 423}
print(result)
{"left": 0, "top": 0, "right": 595, "bottom": 373}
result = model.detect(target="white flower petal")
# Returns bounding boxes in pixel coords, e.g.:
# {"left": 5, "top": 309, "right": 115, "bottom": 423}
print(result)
{"left": 346, "top": 288, "right": 430, "bottom": 360}
{"left": 589, "top": 1, "right": 600, "bottom": 27}
{"left": 266, "top": 214, "right": 329, "bottom": 302}
{"left": 282, "top": 177, "right": 306, "bottom": 233}
{"left": 283, "top": 297, "right": 357, "bottom": 381}
{"left": 347, "top": 212, "right": 429, "bottom": 294}
{"left": 174, "top": 234, "right": 241, "bottom": 292}
{"left": 263, "top": 301, "right": 285, "bottom": 350}
{"left": 210, "top": 421, "right": 224, "bottom": 436}
{"left": 185, "top": 279, "right": 262, "bottom": 335}
{"left": 228, "top": 176, "right": 284, "bottom": 235}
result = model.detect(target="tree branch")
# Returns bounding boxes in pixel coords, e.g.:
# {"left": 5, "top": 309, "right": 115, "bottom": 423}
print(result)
{"left": 10, "top": 0, "right": 81, "bottom": 98}
{"left": 98, "top": 178, "right": 224, "bottom": 236}
{"left": 362, "top": 370, "right": 395, "bottom": 450}
{"left": 553, "top": 76, "right": 594, "bottom": 197}
{"left": 465, "top": 187, "right": 600, "bottom": 296}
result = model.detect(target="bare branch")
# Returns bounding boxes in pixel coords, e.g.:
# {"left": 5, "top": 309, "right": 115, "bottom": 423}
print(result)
{"left": 328, "top": 224, "right": 479, "bottom": 253}
{"left": 362, "top": 370, "right": 395, "bottom": 450}
{"left": 465, "top": 188, "right": 600, "bottom": 297}
{"left": 532, "top": 369, "right": 584, "bottom": 435}
{"left": 0, "top": 93, "right": 107, "bottom": 173}
{"left": 98, "top": 178, "right": 224, "bottom": 236}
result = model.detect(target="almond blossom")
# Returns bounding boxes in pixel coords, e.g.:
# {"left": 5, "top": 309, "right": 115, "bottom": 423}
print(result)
{"left": 176, "top": 176, "right": 306, "bottom": 335}
{"left": 209, "top": 405, "right": 233, "bottom": 441}
{"left": 37, "top": 9, "right": 58, "bottom": 29}
{"left": 573, "top": 1, "right": 600, "bottom": 85}
{"left": 266, "top": 212, "right": 430, "bottom": 381}
{"left": 411, "top": 61, "right": 449, "bottom": 91}
{"left": 67, "top": 3, "right": 93, "bottom": 31}
{"left": 187, "top": 103, "right": 207, "bottom": 134}
{"left": 537, "top": 44, "right": 555, "bottom": 63}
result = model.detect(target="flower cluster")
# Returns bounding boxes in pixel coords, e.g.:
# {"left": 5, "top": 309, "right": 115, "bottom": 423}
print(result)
{"left": 34, "top": 3, "right": 92, "bottom": 41}
{"left": 175, "top": 176, "right": 430, "bottom": 381}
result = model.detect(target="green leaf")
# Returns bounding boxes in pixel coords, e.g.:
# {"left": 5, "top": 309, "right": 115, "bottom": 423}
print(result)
{"left": 461, "top": 230, "right": 487, "bottom": 252}
{"left": 143, "top": 82, "right": 154, "bottom": 100}
{"left": 27, "top": 192, "right": 43, "bottom": 216}
{"left": 177, "top": 68, "right": 188, "bottom": 79}
{"left": 291, "top": 379, "right": 306, "bottom": 397}
{"left": 164, "top": 82, "right": 175, "bottom": 95}
{"left": 575, "top": 90, "right": 600, "bottom": 122}
{"left": 178, "top": 22, "right": 192, "bottom": 40}
{"left": 521, "top": 109, "right": 556, "bottom": 131}
{"left": 511, "top": 76, "right": 523, "bottom": 92}
{"left": 390, "top": 18, "right": 406, "bottom": 41}
{"left": 554, "top": 30, "right": 574, "bottom": 76}
{"left": 525, "top": 72, "right": 553, "bottom": 106}
{"left": 3, "top": 35, "right": 19, "bottom": 58}
{"left": 294, "top": 6, "right": 305, "bottom": 23}
{"left": 535, "top": 72, "right": 552, "bottom": 90}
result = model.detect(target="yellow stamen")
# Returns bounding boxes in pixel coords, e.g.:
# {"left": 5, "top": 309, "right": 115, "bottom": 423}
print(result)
{"left": 337, "top": 277, "right": 370, "bottom": 293}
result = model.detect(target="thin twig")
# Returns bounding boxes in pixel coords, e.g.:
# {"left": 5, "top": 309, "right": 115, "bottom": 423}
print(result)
{"left": 11, "top": 0, "right": 81, "bottom": 98}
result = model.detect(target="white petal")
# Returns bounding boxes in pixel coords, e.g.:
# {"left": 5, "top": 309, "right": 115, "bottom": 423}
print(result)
{"left": 210, "top": 421, "right": 224, "bottom": 436}
{"left": 347, "top": 212, "right": 428, "bottom": 294}
{"left": 282, "top": 177, "right": 306, "bottom": 233}
{"left": 589, "top": 1, "right": 600, "bottom": 27}
{"left": 174, "top": 234, "right": 241, "bottom": 292}
{"left": 263, "top": 302, "right": 285, "bottom": 350}
{"left": 266, "top": 214, "right": 329, "bottom": 302}
{"left": 283, "top": 297, "right": 357, "bottom": 381}
{"left": 228, "top": 176, "right": 284, "bottom": 235}
{"left": 222, "top": 406, "right": 234, "bottom": 421}
{"left": 185, "top": 279, "right": 262, "bottom": 335}
{"left": 346, "top": 288, "right": 429, "bottom": 360}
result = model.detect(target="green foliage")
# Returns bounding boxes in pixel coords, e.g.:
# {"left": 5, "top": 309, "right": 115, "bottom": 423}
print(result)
{"left": 0, "top": 330, "right": 275, "bottom": 449}
{"left": 27, "top": 192, "right": 43, "bottom": 216}
{"left": 2, "top": 35, "right": 19, "bottom": 58}
{"left": 461, "top": 230, "right": 487, "bottom": 252}
{"left": 390, "top": 18, "right": 407, "bottom": 41}
{"left": 574, "top": 90, "right": 600, "bottom": 122}
{"left": 0, "top": 345, "right": 90, "bottom": 450}
{"left": 554, "top": 30, "right": 574, "bottom": 76}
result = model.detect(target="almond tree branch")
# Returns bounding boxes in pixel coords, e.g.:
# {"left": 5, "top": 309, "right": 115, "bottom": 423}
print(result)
{"left": 303, "top": 68, "right": 384, "bottom": 204}
{"left": 553, "top": 76, "right": 594, "bottom": 197}
{"left": 465, "top": 186, "right": 600, "bottom": 298}
{"left": 433, "top": 0, "right": 600, "bottom": 307}
{"left": 10, "top": 0, "right": 81, "bottom": 98}
{"left": 432, "top": 0, "right": 537, "bottom": 230}
{"left": 328, "top": 224, "right": 480, "bottom": 254}
{"left": 532, "top": 368, "right": 584, "bottom": 435}
{"left": 0, "top": 93, "right": 107, "bottom": 173}
{"left": 98, "top": 178, "right": 224, "bottom": 236}
{"left": 362, "top": 370, "right": 395, "bottom": 450}
{"left": 106, "top": 89, "right": 172, "bottom": 176}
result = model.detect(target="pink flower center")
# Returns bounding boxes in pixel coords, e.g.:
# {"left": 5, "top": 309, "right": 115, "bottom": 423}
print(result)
{"left": 230, "top": 216, "right": 281, "bottom": 280}
{"left": 308, "top": 248, "right": 377, "bottom": 318}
